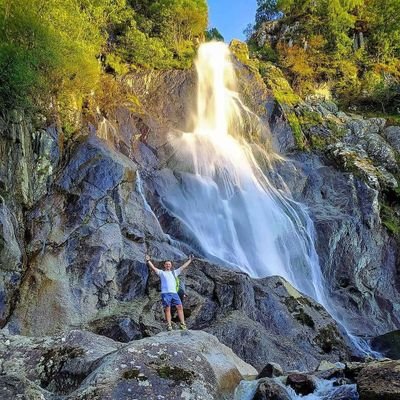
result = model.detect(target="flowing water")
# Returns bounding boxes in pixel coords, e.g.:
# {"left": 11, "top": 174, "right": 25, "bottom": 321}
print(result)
{"left": 234, "top": 377, "right": 358, "bottom": 400}
{"left": 157, "top": 42, "right": 328, "bottom": 307}
{"left": 154, "top": 42, "right": 377, "bottom": 356}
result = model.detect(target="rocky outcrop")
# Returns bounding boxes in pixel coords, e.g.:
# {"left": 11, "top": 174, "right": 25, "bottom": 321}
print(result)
{"left": 353, "top": 360, "right": 400, "bottom": 400}
{"left": 0, "top": 112, "right": 60, "bottom": 328}
{"left": 0, "top": 132, "right": 349, "bottom": 372}
{"left": 6, "top": 136, "right": 185, "bottom": 336}
{"left": 371, "top": 330, "right": 400, "bottom": 359}
{"left": 0, "top": 64, "right": 356, "bottom": 374}
{"left": 383, "top": 126, "right": 400, "bottom": 154}
{"left": 268, "top": 98, "right": 400, "bottom": 336}
{"left": 0, "top": 202, "right": 22, "bottom": 326}
{"left": 273, "top": 152, "right": 400, "bottom": 336}
{"left": 0, "top": 329, "right": 256, "bottom": 400}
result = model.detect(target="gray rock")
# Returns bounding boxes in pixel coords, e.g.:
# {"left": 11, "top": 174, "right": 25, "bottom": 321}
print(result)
{"left": 275, "top": 153, "right": 400, "bottom": 336}
{"left": 268, "top": 104, "right": 297, "bottom": 154}
{"left": 371, "top": 330, "right": 400, "bottom": 359}
{"left": 0, "top": 329, "right": 256, "bottom": 400}
{"left": 253, "top": 378, "right": 290, "bottom": 400}
{"left": 257, "top": 362, "right": 284, "bottom": 378}
{"left": 317, "top": 360, "right": 342, "bottom": 371}
{"left": 6, "top": 136, "right": 185, "bottom": 336}
{"left": 324, "top": 384, "right": 358, "bottom": 400}
{"left": 356, "top": 360, "right": 400, "bottom": 400}
{"left": 0, "top": 202, "right": 22, "bottom": 326}
{"left": 286, "top": 373, "right": 316, "bottom": 395}
{"left": 383, "top": 125, "right": 400, "bottom": 153}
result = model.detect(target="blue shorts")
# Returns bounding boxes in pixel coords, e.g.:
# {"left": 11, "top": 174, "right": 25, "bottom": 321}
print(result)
{"left": 161, "top": 293, "right": 182, "bottom": 308}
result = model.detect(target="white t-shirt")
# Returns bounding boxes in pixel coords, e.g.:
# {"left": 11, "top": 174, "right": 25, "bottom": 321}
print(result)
{"left": 156, "top": 268, "right": 182, "bottom": 294}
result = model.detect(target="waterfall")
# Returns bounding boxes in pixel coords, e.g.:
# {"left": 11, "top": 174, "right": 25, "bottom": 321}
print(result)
{"left": 155, "top": 42, "right": 374, "bottom": 354}
{"left": 158, "top": 42, "right": 327, "bottom": 305}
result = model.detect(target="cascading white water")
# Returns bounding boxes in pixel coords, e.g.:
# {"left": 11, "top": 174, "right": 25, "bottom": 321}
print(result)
{"left": 157, "top": 42, "right": 375, "bottom": 354}
{"left": 160, "top": 42, "right": 327, "bottom": 306}
{"left": 234, "top": 377, "right": 358, "bottom": 400}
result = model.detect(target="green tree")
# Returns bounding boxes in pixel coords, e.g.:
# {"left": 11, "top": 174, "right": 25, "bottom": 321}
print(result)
{"left": 0, "top": 0, "right": 104, "bottom": 110}
{"left": 205, "top": 28, "right": 224, "bottom": 42}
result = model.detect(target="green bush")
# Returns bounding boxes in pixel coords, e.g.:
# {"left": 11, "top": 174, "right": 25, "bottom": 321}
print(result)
{"left": 251, "top": 0, "right": 400, "bottom": 111}
{"left": 0, "top": 0, "right": 103, "bottom": 110}
{"left": 0, "top": 0, "right": 209, "bottom": 115}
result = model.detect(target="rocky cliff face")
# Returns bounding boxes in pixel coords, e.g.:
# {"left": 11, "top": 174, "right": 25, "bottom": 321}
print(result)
{"left": 270, "top": 102, "right": 400, "bottom": 336}
{"left": 0, "top": 112, "right": 59, "bottom": 328}
{"left": 1, "top": 44, "right": 400, "bottom": 398}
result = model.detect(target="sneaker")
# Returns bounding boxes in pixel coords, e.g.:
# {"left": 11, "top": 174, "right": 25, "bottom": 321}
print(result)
{"left": 179, "top": 323, "right": 187, "bottom": 330}
{"left": 167, "top": 324, "right": 173, "bottom": 331}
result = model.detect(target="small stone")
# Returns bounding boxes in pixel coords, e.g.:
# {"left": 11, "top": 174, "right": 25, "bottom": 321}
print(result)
{"left": 257, "top": 362, "right": 284, "bottom": 378}
{"left": 333, "top": 377, "right": 352, "bottom": 386}
{"left": 253, "top": 378, "right": 290, "bottom": 400}
{"left": 317, "top": 360, "right": 337, "bottom": 371}
{"left": 286, "top": 373, "right": 316, "bottom": 396}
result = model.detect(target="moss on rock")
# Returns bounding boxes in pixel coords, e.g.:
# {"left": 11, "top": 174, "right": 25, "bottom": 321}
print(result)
{"left": 156, "top": 365, "right": 196, "bottom": 384}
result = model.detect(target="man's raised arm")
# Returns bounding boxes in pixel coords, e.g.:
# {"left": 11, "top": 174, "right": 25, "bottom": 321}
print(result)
{"left": 179, "top": 254, "right": 194, "bottom": 272}
{"left": 145, "top": 255, "right": 159, "bottom": 274}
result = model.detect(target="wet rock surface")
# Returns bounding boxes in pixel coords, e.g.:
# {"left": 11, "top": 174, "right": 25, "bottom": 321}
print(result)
{"left": 253, "top": 378, "right": 291, "bottom": 400}
{"left": 274, "top": 152, "right": 400, "bottom": 336}
{"left": 286, "top": 373, "right": 316, "bottom": 395}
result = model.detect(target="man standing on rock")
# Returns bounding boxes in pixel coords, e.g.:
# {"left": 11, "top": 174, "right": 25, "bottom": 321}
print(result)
{"left": 145, "top": 254, "right": 194, "bottom": 331}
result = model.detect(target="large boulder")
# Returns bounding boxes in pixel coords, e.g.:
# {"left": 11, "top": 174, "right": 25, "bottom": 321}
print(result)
{"left": 0, "top": 329, "right": 256, "bottom": 400}
{"left": 356, "top": 360, "right": 400, "bottom": 400}
{"left": 371, "top": 330, "right": 400, "bottom": 359}
{"left": 252, "top": 378, "right": 291, "bottom": 400}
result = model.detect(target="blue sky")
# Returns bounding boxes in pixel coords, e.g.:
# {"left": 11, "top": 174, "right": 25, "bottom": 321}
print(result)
{"left": 207, "top": 0, "right": 257, "bottom": 42}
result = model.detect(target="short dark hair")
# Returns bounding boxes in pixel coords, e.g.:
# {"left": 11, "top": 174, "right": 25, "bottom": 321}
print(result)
{"left": 164, "top": 260, "right": 173, "bottom": 265}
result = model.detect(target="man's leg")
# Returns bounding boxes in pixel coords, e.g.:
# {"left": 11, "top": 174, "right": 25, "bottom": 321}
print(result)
{"left": 164, "top": 306, "right": 172, "bottom": 326}
{"left": 176, "top": 304, "right": 185, "bottom": 324}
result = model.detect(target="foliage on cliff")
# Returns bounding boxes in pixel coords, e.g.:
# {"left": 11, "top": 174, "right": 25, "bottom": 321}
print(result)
{"left": 248, "top": 0, "right": 400, "bottom": 113}
{"left": 0, "top": 0, "right": 208, "bottom": 111}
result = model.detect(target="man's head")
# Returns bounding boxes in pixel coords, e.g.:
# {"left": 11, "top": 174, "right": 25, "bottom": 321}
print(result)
{"left": 163, "top": 260, "right": 173, "bottom": 271}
